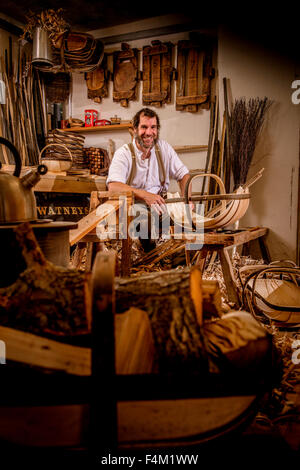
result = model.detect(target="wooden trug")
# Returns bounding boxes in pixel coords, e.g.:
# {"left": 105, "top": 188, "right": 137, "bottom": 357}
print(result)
{"left": 113, "top": 43, "right": 139, "bottom": 107}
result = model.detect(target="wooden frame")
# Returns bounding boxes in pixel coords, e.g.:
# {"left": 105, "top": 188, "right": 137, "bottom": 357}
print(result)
{"left": 142, "top": 40, "right": 173, "bottom": 107}
{"left": 69, "top": 191, "right": 133, "bottom": 276}
{"left": 176, "top": 38, "right": 213, "bottom": 112}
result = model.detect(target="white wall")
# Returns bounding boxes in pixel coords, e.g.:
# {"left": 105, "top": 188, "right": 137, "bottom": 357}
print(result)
{"left": 218, "top": 27, "right": 300, "bottom": 261}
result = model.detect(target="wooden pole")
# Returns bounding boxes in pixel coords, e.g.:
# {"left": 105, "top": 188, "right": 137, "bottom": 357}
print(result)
{"left": 223, "top": 77, "right": 231, "bottom": 192}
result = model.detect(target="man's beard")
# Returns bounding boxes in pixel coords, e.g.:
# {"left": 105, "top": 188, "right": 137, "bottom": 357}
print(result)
{"left": 134, "top": 132, "right": 159, "bottom": 150}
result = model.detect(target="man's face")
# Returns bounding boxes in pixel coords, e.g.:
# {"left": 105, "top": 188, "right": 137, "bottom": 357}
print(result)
{"left": 134, "top": 114, "right": 158, "bottom": 150}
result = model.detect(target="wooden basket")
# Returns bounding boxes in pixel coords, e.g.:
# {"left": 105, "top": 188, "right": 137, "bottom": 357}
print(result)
{"left": 39, "top": 143, "right": 73, "bottom": 172}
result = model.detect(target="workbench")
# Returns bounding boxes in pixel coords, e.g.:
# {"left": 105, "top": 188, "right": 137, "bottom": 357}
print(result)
{"left": 183, "top": 227, "right": 270, "bottom": 306}
{"left": 1, "top": 165, "right": 107, "bottom": 193}
{"left": 2, "top": 165, "right": 107, "bottom": 221}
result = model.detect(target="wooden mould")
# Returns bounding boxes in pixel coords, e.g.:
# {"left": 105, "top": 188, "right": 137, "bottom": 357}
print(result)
{"left": 176, "top": 38, "right": 214, "bottom": 112}
{"left": 142, "top": 40, "right": 173, "bottom": 107}
{"left": 113, "top": 43, "right": 139, "bottom": 107}
{"left": 85, "top": 53, "right": 109, "bottom": 103}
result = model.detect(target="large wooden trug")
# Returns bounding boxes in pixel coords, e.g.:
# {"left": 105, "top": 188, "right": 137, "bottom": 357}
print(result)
{"left": 0, "top": 227, "right": 273, "bottom": 451}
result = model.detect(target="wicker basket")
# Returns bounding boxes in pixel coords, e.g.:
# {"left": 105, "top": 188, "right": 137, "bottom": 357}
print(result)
{"left": 84, "top": 147, "right": 110, "bottom": 175}
{"left": 42, "top": 72, "right": 71, "bottom": 103}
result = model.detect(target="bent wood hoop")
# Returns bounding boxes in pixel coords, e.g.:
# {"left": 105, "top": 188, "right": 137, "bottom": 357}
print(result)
{"left": 166, "top": 171, "right": 263, "bottom": 231}
{"left": 39, "top": 143, "right": 73, "bottom": 172}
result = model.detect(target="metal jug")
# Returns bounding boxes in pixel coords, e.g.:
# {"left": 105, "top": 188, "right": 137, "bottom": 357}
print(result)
{"left": 0, "top": 137, "right": 47, "bottom": 224}
{"left": 32, "top": 27, "right": 53, "bottom": 68}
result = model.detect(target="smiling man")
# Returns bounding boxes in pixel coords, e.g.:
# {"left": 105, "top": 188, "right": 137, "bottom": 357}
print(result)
{"left": 106, "top": 107, "right": 190, "bottom": 250}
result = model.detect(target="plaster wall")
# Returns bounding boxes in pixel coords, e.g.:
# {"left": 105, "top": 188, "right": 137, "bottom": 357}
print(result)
{"left": 217, "top": 27, "right": 300, "bottom": 260}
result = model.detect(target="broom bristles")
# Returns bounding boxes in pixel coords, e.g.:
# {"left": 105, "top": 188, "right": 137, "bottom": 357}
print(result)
{"left": 228, "top": 97, "right": 272, "bottom": 189}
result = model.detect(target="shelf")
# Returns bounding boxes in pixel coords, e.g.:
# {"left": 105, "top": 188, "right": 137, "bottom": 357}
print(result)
{"left": 60, "top": 123, "right": 132, "bottom": 133}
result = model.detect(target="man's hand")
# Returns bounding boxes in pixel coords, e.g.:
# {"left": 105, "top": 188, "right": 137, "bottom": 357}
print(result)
{"left": 137, "top": 190, "right": 166, "bottom": 214}
{"left": 108, "top": 182, "right": 166, "bottom": 214}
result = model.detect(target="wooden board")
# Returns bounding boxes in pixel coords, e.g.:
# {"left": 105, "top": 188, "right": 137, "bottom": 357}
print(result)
{"left": 0, "top": 307, "right": 155, "bottom": 376}
{"left": 115, "top": 307, "right": 155, "bottom": 374}
{"left": 118, "top": 395, "right": 256, "bottom": 446}
{"left": 69, "top": 199, "right": 123, "bottom": 245}
{"left": 0, "top": 394, "right": 257, "bottom": 448}
{"left": 142, "top": 40, "right": 173, "bottom": 107}
{"left": 179, "top": 227, "right": 268, "bottom": 247}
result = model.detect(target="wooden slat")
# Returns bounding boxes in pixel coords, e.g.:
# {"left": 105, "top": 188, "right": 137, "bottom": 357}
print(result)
{"left": 115, "top": 308, "right": 155, "bottom": 374}
{"left": 0, "top": 167, "right": 106, "bottom": 194}
{"left": 69, "top": 199, "right": 123, "bottom": 246}
{"left": 35, "top": 175, "right": 107, "bottom": 193}
{"left": 174, "top": 227, "right": 268, "bottom": 247}
{"left": 187, "top": 47, "right": 198, "bottom": 97}
{"left": 173, "top": 145, "right": 208, "bottom": 153}
{"left": 151, "top": 53, "right": 161, "bottom": 96}
{"left": 142, "top": 53, "right": 151, "bottom": 95}
{"left": 162, "top": 47, "right": 171, "bottom": 103}
{"left": 0, "top": 325, "right": 91, "bottom": 376}
{"left": 0, "top": 307, "right": 155, "bottom": 376}
{"left": 60, "top": 123, "right": 132, "bottom": 133}
{"left": 176, "top": 94, "right": 208, "bottom": 105}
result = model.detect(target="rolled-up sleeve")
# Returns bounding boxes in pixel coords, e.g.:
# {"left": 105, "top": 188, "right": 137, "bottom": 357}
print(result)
{"left": 106, "top": 146, "right": 132, "bottom": 186}
{"left": 167, "top": 144, "right": 189, "bottom": 181}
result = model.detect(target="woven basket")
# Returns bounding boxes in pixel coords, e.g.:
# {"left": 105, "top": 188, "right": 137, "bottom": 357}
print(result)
{"left": 42, "top": 72, "right": 71, "bottom": 103}
{"left": 84, "top": 147, "right": 110, "bottom": 175}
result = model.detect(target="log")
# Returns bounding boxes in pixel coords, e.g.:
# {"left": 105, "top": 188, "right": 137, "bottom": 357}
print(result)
{"left": 116, "top": 268, "right": 223, "bottom": 319}
{"left": 115, "top": 267, "right": 220, "bottom": 374}
{"left": 0, "top": 223, "right": 91, "bottom": 336}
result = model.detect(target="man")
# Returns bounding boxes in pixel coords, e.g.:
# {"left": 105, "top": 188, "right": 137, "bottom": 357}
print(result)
{"left": 106, "top": 107, "right": 190, "bottom": 250}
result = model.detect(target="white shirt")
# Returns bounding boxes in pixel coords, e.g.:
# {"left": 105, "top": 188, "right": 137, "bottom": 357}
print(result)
{"left": 106, "top": 139, "right": 189, "bottom": 194}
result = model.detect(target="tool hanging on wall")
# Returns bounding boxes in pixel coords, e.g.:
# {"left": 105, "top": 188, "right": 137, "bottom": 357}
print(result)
{"left": 85, "top": 53, "right": 109, "bottom": 103}
{"left": 176, "top": 37, "right": 214, "bottom": 112}
{"left": 0, "top": 73, "right": 6, "bottom": 105}
{"left": 113, "top": 43, "right": 139, "bottom": 107}
{"left": 142, "top": 40, "right": 174, "bottom": 107}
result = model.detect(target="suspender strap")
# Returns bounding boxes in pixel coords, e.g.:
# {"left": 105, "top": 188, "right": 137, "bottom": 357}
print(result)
{"left": 126, "top": 142, "right": 166, "bottom": 187}
{"left": 127, "top": 142, "right": 137, "bottom": 186}
{"left": 155, "top": 144, "right": 166, "bottom": 186}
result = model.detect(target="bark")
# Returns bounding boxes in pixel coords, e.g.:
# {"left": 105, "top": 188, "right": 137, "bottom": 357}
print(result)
{"left": 115, "top": 268, "right": 218, "bottom": 374}
{"left": 0, "top": 223, "right": 91, "bottom": 336}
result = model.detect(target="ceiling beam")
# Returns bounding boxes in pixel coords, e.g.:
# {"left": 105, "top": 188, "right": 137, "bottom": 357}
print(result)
{"left": 99, "top": 22, "right": 215, "bottom": 45}
{"left": 0, "top": 17, "right": 22, "bottom": 37}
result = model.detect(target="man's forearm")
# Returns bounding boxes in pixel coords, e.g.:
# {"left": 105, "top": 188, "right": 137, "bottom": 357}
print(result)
{"left": 108, "top": 181, "right": 146, "bottom": 200}
{"left": 107, "top": 181, "right": 165, "bottom": 207}
{"left": 178, "top": 173, "right": 191, "bottom": 197}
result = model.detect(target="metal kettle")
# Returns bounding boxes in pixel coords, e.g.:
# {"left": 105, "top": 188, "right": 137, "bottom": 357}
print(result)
{"left": 0, "top": 137, "right": 47, "bottom": 224}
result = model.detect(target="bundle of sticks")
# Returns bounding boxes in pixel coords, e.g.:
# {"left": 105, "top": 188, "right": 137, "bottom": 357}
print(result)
{"left": 228, "top": 96, "right": 272, "bottom": 189}
{"left": 0, "top": 40, "right": 46, "bottom": 165}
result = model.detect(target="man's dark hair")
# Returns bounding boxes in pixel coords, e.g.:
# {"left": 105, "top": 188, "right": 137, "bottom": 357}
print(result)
{"left": 132, "top": 108, "right": 160, "bottom": 130}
